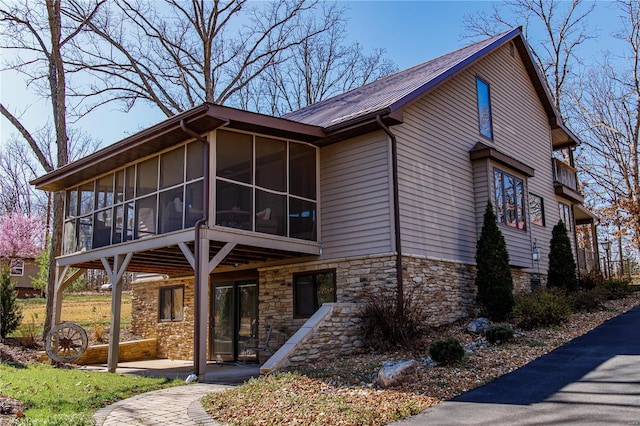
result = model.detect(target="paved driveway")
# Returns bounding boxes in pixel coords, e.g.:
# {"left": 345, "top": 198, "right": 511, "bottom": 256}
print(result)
{"left": 392, "top": 305, "right": 640, "bottom": 425}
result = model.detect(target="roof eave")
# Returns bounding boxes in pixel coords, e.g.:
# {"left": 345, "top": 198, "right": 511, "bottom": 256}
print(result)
{"left": 32, "top": 103, "right": 325, "bottom": 191}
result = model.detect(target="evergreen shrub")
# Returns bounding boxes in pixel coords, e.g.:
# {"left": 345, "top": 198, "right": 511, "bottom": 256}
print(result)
{"left": 429, "top": 338, "right": 465, "bottom": 364}
{"left": 485, "top": 325, "right": 514, "bottom": 344}
{"left": 1, "top": 269, "right": 22, "bottom": 339}
{"left": 475, "top": 202, "right": 514, "bottom": 321}
{"left": 547, "top": 221, "right": 578, "bottom": 292}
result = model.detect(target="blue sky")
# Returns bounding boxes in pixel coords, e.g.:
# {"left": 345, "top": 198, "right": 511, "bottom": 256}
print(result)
{"left": 0, "top": 1, "right": 628, "bottom": 152}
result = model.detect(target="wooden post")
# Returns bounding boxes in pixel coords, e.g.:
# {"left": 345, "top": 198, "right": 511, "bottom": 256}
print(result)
{"left": 102, "top": 253, "right": 132, "bottom": 373}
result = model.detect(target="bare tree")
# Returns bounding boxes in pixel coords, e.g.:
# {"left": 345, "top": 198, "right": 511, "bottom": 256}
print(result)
{"left": 463, "top": 0, "right": 595, "bottom": 115}
{"left": 0, "top": 0, "right": 104, "bottom": 337}
{"left": 67, "top": 0, "right": 394, "bottom": 117}
{"left": 238, "top": 3, "right": 397, "bottom": 115}
{"left": 64, "top": 0, "right": 332, "bottom": 117}
{"left": 571, "top": 0, "right": 640, "bottom": 259}
{"left": 0, "top": 136, "right": 48, "bottom": 217}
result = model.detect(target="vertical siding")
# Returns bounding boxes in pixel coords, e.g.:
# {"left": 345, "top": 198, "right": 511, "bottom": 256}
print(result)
{"left": 395, "top": 43, "right": 563, "bottom": 270}
{"left": 319, "top": 132, "right": 393, "bottom": 258}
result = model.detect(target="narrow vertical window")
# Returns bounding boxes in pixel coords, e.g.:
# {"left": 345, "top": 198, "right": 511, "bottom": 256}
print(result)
{"left": 529, "top": 194, "right": 545, "bottom": 226}
{"left": 558, "top": 202, "right": 572, "bottom": 231}
{"left": 476, "top": 77, "right": 494, "bottom": 140}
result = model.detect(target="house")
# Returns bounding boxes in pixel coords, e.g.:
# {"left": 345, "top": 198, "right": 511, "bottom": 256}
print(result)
{"left": 32, "top": 28, "right": 598, "bottom": 377}
{"left": 7, "top": 258, "right": 43, "bottom": 298}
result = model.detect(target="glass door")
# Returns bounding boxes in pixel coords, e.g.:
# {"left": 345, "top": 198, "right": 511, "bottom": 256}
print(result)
{"left": 210, "top": 281, "right": 257, "bottom": 362}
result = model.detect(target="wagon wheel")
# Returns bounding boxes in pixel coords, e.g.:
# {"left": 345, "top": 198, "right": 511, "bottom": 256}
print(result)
{"left": 45, "top": 322, "right": 88, "bottom": 363}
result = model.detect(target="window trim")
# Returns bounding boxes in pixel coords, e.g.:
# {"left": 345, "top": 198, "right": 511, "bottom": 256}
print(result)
{"left": 158, "top": 285, "right": 185, "bottom": 322}
{"left": 494, "top": 167, "right": 526, "bottom": 230}
{"left": 292, "top": 269, "right": 336, "bottom": 319}
{"left": 476, "top": 76, "right": 494, "bottom": 140}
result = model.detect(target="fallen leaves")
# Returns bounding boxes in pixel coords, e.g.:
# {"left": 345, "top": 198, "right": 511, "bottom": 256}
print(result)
{"left": 203, "top": 294, "right": 640, "bottom": 425}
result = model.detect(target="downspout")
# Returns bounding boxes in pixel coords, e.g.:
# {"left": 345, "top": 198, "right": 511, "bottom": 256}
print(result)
{"left": 376, "top": 115, "right": 404, "bottom": 316}
{"left": 180, "top": 119, "right": 210, "bottom": 379}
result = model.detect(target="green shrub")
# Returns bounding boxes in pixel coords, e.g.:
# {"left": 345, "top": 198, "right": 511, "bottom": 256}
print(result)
{"left": 1, "top": 269, "right": 22, "bottom": 339}
{"left": 429, "top": 338, "right": 465, "bottom": 365}
{"left": 359, "top": 291, "right": 429, "bottom": 351}
{"left": 598, "top": 278, "right": 632, "bottom": 300}
{"left": 512, "top": 288, "right": 572, "bottom": 330}
{"left": 485, "top": 325, "right": 514, "bottom": 344}
{"left": 571, "top": 288, "right": 605, "bottom": 312}
{"left": 475, "top": 202, "right": 514, "bottom": 321}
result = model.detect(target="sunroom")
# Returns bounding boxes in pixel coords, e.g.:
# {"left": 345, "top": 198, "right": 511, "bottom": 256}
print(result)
{"left": 32, "top": 103, "right": 326, "bottom": 377}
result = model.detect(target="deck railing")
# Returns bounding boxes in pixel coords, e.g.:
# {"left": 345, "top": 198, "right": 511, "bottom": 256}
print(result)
{"left": 553, "top": 158, "right": 578, "bottom": 191}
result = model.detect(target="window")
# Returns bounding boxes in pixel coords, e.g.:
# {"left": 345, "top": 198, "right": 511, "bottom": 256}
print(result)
{"left": 293, "top": 270, "right": 336, "bottom": 317}
{"left": 63, "top": 141, "right": 205, "bottom": 254}
{"left": 9, "top": 260, "right": 24, "bottom": 277}
{"left": 476, "top": 76, "right": 494, "bottom": 140}
{"left": 558, "top": 202, "right": 572, "bottom": 231}
{"left": 159, "top": 286, "right": 184, "bottom": 321}
{"left": 529, "top": 194, "right": 545, "bottom": 226}
{"left": 494, "top": 168, "right": 525, "bottom": 229}
{"left": 215, "top": 130, "right": 318, "bottom": 240}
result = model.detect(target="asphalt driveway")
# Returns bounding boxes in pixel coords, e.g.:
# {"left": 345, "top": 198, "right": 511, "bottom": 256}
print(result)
{"left": 392, "top": 305, "right": 640, "bottom": 425}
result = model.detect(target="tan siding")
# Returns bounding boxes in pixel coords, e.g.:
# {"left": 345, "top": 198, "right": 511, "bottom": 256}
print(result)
{"left": 319, "top": 132, "right": 393, "bottom": 259}
{"left": 395, "top": 43, "right": 562, "bottom": 271}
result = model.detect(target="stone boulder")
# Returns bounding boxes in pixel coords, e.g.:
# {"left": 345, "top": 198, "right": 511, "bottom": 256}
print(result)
{"left": 467, "top": 318, "right": 492, "bottom": 335}
{"left": 375, "top": 360, "right": 419, "bottom": 389}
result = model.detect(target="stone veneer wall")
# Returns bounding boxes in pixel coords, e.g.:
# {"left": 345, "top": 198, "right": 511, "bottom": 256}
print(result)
{"left": 129, "top": 253, "right": 539, "bottom": 365}
{"left": 286, "top": 303, "right": 362, "bottom": 367}
{"left": 401, "top": 255, "right": 477, "bottom": 325}
{"left": 131, "top": 277, "right": 195, "bottom": 360}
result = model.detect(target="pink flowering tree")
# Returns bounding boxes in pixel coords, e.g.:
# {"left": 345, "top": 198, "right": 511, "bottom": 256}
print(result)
{"left": 0, "top": 213, "right": 44, "bottom": 268}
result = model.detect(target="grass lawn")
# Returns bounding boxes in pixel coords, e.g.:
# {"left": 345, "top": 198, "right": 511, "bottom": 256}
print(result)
{"left": 12, "top": 293, "right": 131, "bottom": 340}
{"left": 0, "top": 363, "right": 183, "bottom": 425}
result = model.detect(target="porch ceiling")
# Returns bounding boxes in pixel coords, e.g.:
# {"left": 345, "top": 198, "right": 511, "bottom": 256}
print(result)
{"left": 71, "top": 242, "right": 313, "bottom": 276}
{"left": 58, "top": 228, "right": 321, "bottom": 277}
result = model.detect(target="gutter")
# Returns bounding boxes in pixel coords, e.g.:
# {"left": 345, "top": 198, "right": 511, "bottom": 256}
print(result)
{"left": 376, "top": 115, "right": 404, "bottom": 316}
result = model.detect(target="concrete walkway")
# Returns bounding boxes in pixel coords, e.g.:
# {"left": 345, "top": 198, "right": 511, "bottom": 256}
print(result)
{"left": 392, "top": 304, "right": 640, "bottom": 425}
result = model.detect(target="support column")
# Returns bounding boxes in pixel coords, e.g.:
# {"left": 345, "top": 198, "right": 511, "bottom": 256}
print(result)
{"left": 101, "top": 253, "right": 132, "bottom": 373}
{"left": 191, "top": 239, "right": 236, "bottom": 380}
{"left": 195, "top": 237, "right": 209, "bottom": 380}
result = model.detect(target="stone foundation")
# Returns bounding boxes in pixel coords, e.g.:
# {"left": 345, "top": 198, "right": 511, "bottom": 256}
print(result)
{"left": 130, "top": 253, "right": 540, "bottom": 365}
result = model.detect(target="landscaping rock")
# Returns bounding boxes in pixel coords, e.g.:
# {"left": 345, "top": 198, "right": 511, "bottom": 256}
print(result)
{"left": 467, "top": 318, "right": 491, "bottom": 335}
{"left": 375, "top": 360, "right": 419, "bottom": 388}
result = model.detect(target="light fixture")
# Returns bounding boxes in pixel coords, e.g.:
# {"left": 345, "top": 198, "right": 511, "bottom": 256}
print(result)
{"left": 601, "top": 239, "right": 612, "bottom": 252}
{"left": 532, "top": 240, "right": 541, "bottom": 262}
